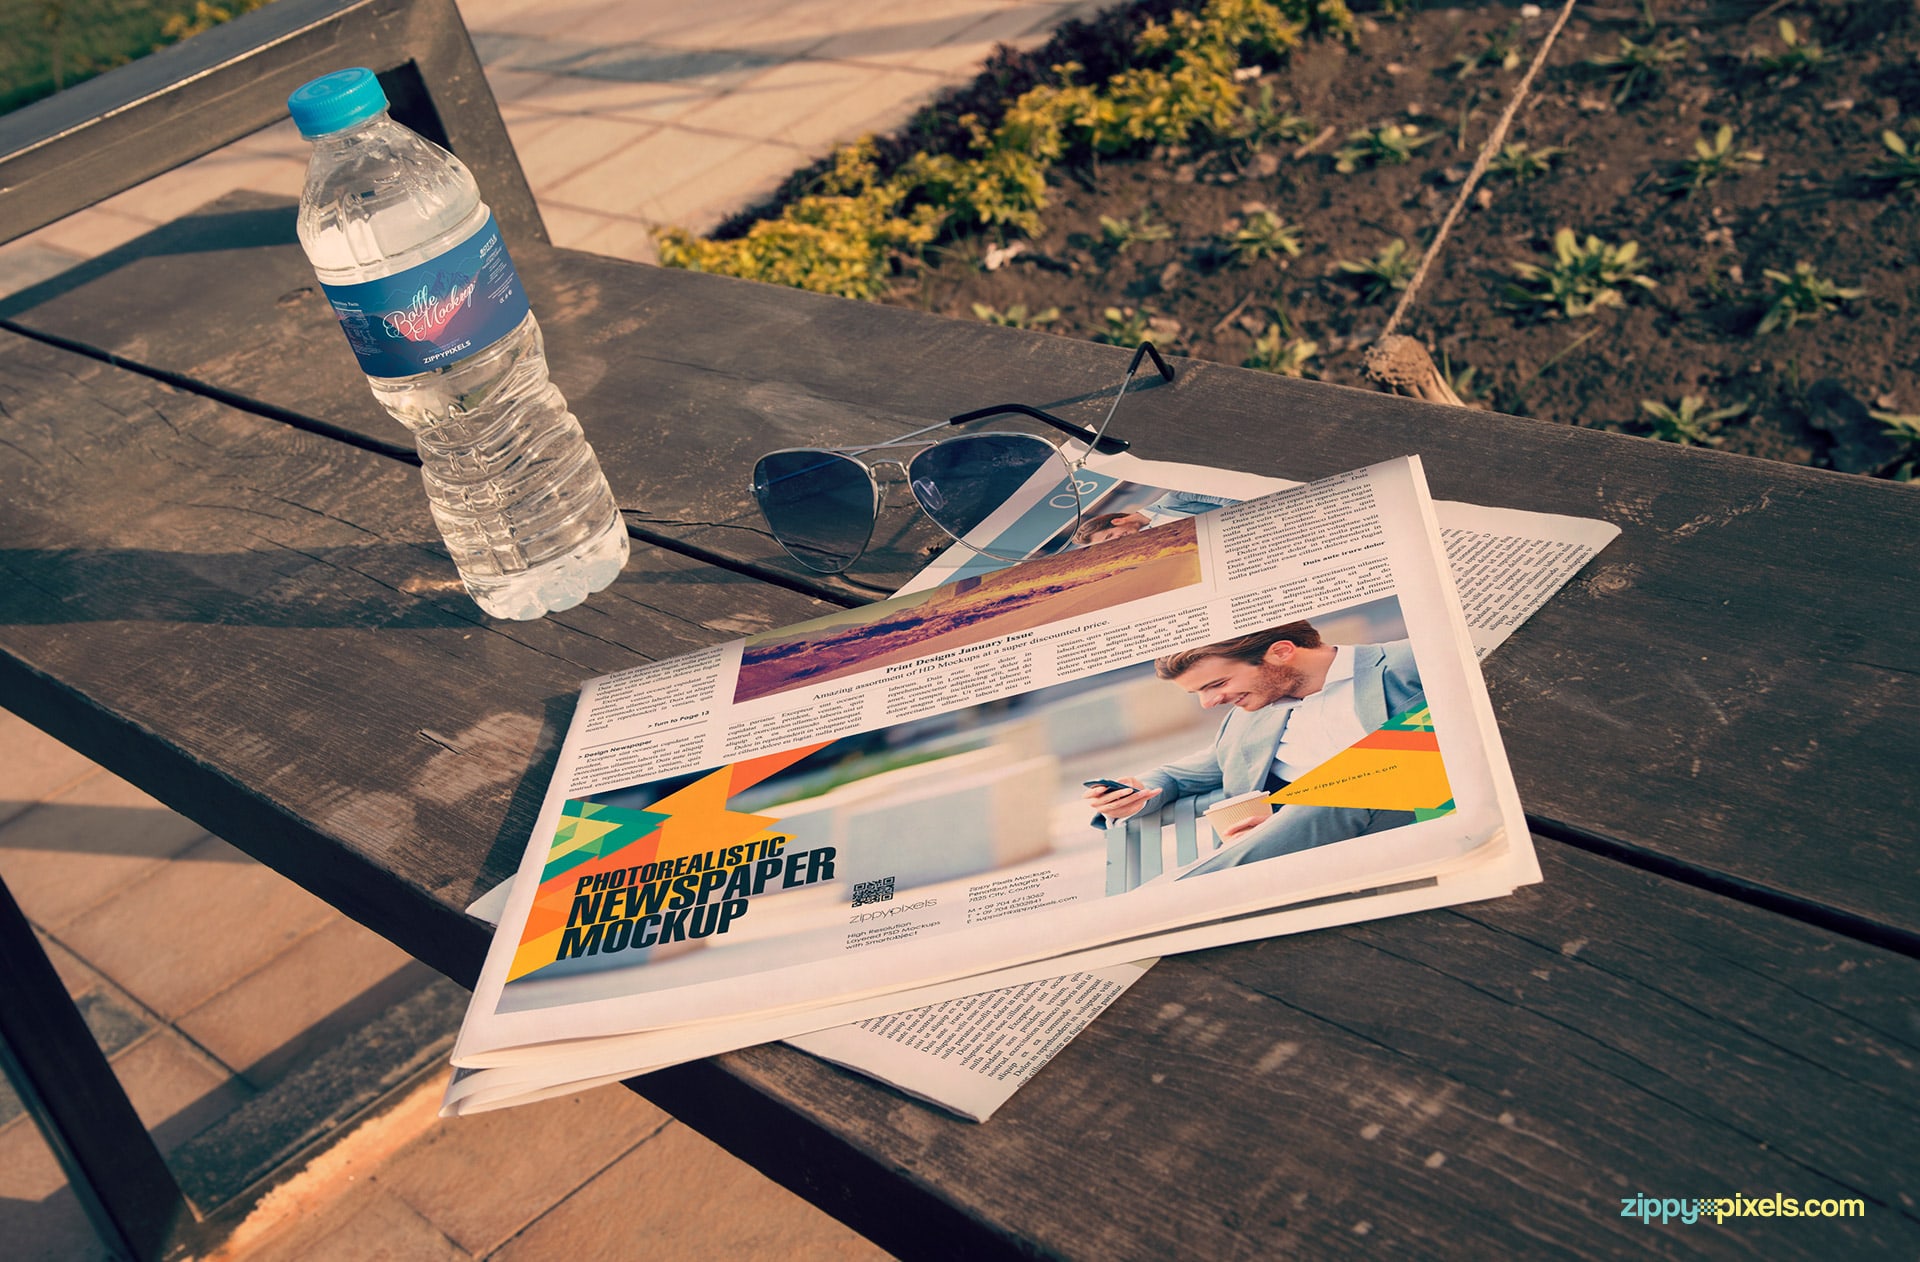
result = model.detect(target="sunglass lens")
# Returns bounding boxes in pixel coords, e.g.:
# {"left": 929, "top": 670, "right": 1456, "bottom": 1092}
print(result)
{"left": 908, "top": 434, "right": 1073, "bottom": 558}
{"left": 752, "top": 451, "right": 875, "bottom": 573}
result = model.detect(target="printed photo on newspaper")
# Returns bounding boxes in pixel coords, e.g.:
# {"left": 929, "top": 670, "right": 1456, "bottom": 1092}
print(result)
{"left": 446, "top": 456, "right": 1534, "bottom": 1112}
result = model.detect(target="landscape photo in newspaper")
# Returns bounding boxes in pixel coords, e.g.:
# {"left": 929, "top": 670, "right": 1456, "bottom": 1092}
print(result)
{"left": 496, "top": 594, "right": 1455, "bottom": 1015}
{"left": 734, "top": 515, "right": 1201, "bottom": 704}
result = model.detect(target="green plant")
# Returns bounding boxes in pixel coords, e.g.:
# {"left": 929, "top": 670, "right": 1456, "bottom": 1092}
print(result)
{"left": 4, "top": 0, "right": 276, "bottom": 115}
{"left": 1097, "top": 306, "right": 1154, "bottom": 345}
{"left": 1084, "top": 0, "right": 1314, "bottom": 152}
{"left": 1244, "top": 324, "right": 1319, "bottom": 375}
{"left": 658, "top": 140, "right": 941, "bottom": 300}
{"left": 1586, "top": 35, "right": 1687, "bottom": 104}
{"left": 1451, "top": 22, "right": 1521, "bottom": 78}
{"left": 1333, "top": 123, "right": 1436, "bottom": 173}
{"left": 1872, "top": 409, "right": 1920, "bottom": 480}
{"left": 1755, "top": 19, "right": 1828, "bottom": 80}
{"left": 1235, "top": 82, "right": 1316, "bottom": 150}
{"left": 1332, "top": 238, "right": 1418, "bottom": 303}
{"left": 971, "top": 302, "right": 1060, "bottom": 329}
{"left": 1437, "top": 352, "right": 1486, "bottom": 405}
{"left": 1099, "top": 210, "right": 1175, "bottom": 254}
{"left": 160, "top": 0, "right": 269, "bottom": 40}
{"left": 1756, "top": 263, "right": 1865, "bottom": 333}
{"left": 1662, "top": 125, "right": 1763, "bottom": 195}
{"left": 1869, "top": 128, "right": 1920, "bottom": 196}
{"left": 1637, "top": 395, "right": 1744, "bottom": 445}
{"left": 1505, "top": 228, "right": 1658, "bottom": 318}
{"left": 1225, "top": 208, "right": 1304, "bottom": 263}
{"left": 1488, "top": 141, "right": 1568, "bottom": 184}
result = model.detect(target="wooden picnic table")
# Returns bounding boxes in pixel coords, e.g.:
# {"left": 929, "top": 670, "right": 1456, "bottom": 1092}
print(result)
{"left": 1, "top": 186, "right": 1916, "bottom": 1259}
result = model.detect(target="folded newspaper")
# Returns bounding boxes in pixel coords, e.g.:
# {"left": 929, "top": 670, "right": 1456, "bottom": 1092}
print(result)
{"left": 447, "top": 456, "right": 1584, "bottom": 1114}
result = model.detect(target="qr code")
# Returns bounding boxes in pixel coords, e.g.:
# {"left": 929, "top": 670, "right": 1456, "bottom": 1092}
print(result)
{"left": 852, "top": 877, "right": 895, "bottom": 907}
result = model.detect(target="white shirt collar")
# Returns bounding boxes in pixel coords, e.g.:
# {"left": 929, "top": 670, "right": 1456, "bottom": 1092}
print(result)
{"left": 1319, "top": 644, "right": 1355, "bottom": 689}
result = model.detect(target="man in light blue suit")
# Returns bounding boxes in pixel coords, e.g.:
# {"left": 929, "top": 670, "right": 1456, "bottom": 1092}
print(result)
{"left": 1083, "top": 621, "right": 1424, "bottom": 878}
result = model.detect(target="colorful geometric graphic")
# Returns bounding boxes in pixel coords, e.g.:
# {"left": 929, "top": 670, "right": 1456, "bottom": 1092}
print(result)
{"left": 1268, "top": 704, "right": 1455, "bottom": 816}
{"left": 506, "top": 741, "right": 831, "bottom": 983}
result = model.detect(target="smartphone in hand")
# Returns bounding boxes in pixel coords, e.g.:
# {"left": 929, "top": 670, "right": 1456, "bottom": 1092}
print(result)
{"left": 1082, "top": 778, "right": 1134, "bottom": 793}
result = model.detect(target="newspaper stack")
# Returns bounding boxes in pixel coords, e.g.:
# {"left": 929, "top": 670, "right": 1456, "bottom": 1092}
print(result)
{"left": 448, "top": 455, "right": 1617, "bottom": 1117}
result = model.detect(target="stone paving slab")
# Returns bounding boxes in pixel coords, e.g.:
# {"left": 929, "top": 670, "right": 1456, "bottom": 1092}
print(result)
{"left": 245, "top": 1180, "right": 469, "bottom": 1262}
{"left": 501, "top": 113, "right": 665, "bottom": 191}
{"left": 114, "top": 1029, "right": 256, "bottom": 1155}
{"left": 0, "top": 711, "right": 96, "bottom": 824}
{"left": 57, "top": 834, "right": 338, "bottom": 1021}
{"left": 804, "top": 0, "right": 1052, "bottom": 66}
{"left": 0, "top": 774, "right": 211, "bottom": 931}
{"left": 0, "top": 1124, "right": 115, "bottom": 1262}
{"left": 0, "top": 969, "right": 148, "bottom": 1130}
{"left": 175, "top": 915, "right": 432, "bottom": 1089}
{"left": 594, "top": 2, "right": 818, "bottom": 51}
{"left": 169, "top": 979, "right": 466, "bottom": 1208}
{"left": 674, "top": 58, "right": 921, "bottom": 141}
{"left": 490, "top": 1119, "right": 892, "bottom": 1260}
{"left": 375, "top": 1088, "right": 670, "bottom": 1256}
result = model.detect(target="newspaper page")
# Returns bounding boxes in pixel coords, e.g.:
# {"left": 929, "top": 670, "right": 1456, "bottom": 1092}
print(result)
{"left": 446, "top": 457, "right": 1530, "bottom": 1111}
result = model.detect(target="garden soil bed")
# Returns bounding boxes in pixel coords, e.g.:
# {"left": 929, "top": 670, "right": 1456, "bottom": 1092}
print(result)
{"left": 757, "top": 0, "right": 1920, "bottom": 475}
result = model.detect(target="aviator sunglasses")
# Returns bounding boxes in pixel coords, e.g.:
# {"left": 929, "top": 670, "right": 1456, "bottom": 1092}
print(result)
{"left": 752, "top": 343, "right": 1175, "bottom": 574}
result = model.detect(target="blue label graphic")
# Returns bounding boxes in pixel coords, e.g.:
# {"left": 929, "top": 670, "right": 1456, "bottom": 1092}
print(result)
{"left": 319, "top": 213, "right": 530, "bottom": 377}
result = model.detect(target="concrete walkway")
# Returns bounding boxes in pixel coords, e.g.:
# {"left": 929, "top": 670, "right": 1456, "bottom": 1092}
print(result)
{"left": 0, "top": 0, "right": 1112, "bottom": 1256}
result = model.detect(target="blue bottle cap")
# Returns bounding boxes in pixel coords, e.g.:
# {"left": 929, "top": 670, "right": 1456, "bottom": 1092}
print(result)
{"left": 287, "top": 69, "right": 389, "bottom": 138}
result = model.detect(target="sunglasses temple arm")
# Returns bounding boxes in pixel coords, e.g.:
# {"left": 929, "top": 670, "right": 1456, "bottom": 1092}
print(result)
{"left": 943, "top": 403, "right": 1131, "bottom": 454}
{"left": 1130, "top": 340, "right": 1176, "bottom": 385}
{"left": 1084, "top": 339, "right": 1176, "bottom": 456}
{"left": 941, "top": 341, "right": 1172, "bottom": 455}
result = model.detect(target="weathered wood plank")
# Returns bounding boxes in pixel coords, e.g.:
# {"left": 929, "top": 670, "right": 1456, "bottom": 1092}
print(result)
{"left": 5, "top": 193, "right": 1914, "bottom": 938}
{"left": 0, "top": 329, "right": 833, "bottom": 978}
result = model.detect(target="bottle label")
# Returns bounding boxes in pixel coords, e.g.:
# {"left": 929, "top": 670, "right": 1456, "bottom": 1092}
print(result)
{"left": 318, "top": 213, "right": 530, "bottom": 377}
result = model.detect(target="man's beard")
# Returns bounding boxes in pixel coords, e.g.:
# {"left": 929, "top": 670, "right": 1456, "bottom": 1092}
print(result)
{"left": 1252, "top": 658, "right": 1308, "bottom": 707}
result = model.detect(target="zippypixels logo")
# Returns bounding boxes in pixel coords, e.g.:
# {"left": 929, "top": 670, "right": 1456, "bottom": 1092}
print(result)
{"left": 1620, "top": 1193, "right": 1867, "bottom": 1225}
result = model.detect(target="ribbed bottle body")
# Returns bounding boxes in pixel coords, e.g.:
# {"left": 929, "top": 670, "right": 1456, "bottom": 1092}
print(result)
{"left": 295, "top": 107, "right": 626, "bottom": 619}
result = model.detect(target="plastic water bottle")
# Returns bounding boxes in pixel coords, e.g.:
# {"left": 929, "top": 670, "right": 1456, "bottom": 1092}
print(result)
{"left": 286, "top": 68, "right": 628, "bottom": 620}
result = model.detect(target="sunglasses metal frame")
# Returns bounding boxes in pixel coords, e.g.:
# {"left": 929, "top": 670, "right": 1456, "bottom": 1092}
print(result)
{"left": 751, "top": 343, "right": 1176, "bottom": 575}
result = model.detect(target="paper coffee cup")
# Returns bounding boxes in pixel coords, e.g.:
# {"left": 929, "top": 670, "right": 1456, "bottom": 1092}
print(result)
{"left": 1205, "top": 790, "right": 1272, "bottom": 840}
